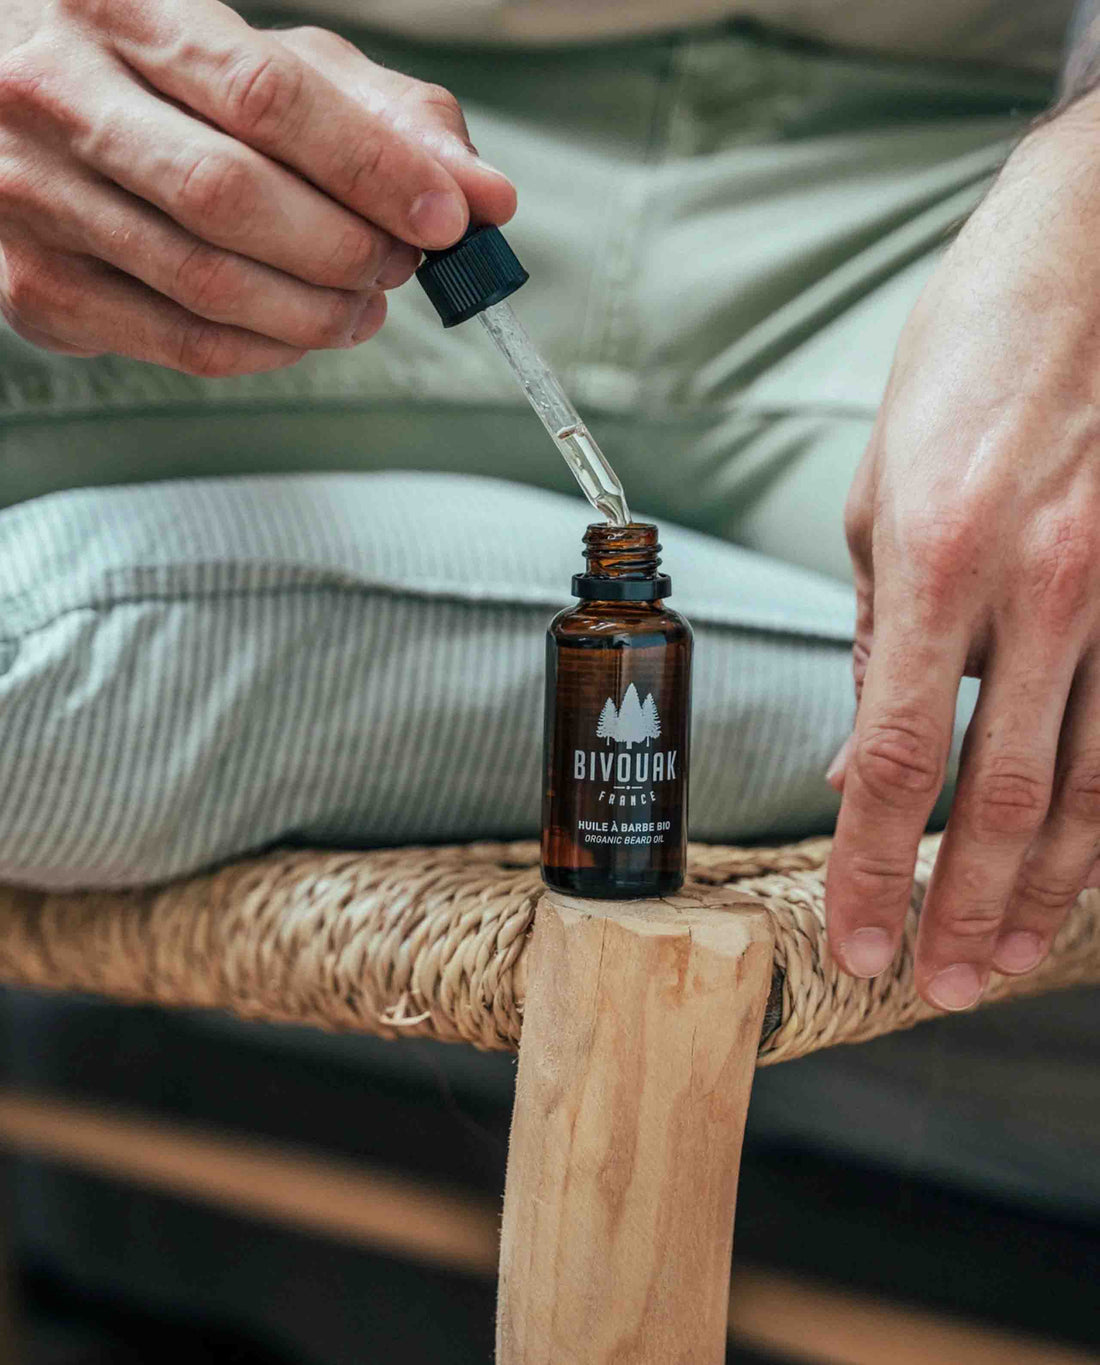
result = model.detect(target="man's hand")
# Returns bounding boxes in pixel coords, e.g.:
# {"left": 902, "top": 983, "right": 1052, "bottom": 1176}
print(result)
{"left": 0, "top": 0, "right": 516, "bottom": 375}
{"left": 826, "top": 92, "right": 1100, "bottom": 1010}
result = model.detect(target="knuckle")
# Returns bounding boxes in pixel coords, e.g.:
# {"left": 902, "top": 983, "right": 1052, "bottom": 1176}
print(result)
{"left": 326, "top": 134, "right": 388, "bottom": 207}
{"left": 966, "top": 759, "right": 1050, "bottom": 839}
{"left": 0, "top": 157, "right": 41, "bottom": 219}
{"left": 409, "top": 81, "right": 470, "bottom": 145}
{"left": 315, "top": 221, "right": 381, "bottom": 288}
{"left": 1021, "top": 519, "right": 1095, "bottom": 626}
{"left": 289, "top": 25, "right": 359, "bottom": 56}
{"left": 414, "top": 81, "right": 462, "bottom": 116}
{"left": 903, "top": 516, "right": 978, "bottom": 612}
{"left": 1014, "top": 870, "right": 1080, "bottom": 915}
{"left": 175, "top": 317, "right": 249, "bottom": 378}
{"left": 54, "top": 0, "right": 116, "bottom": 24}
{"left": 839, "top": 851, "right": 914, "bottom": 909}
{"left": 174, "top": 151, "right": 256, "bottom": 233}
{"left": 843, "top": 500, "right": 871, "bottom": 557}
{"left": 2, "top": 249, "right": 61, "bottom": 325}
{"left": 172, "top": 242, "right": 246, "bottom": 317}
{"left": 936, "top": 898, "right": 1006, "bottom": 942}
{"left": 853, "top": 712, "right": 945, "bottom": 807}
{"left": 0, "top": 47, "right": 58, "bottom": 123}
{"left": 309, "top": 292, "right": 359, "bottom": 348}
{"left": 221, "top": 49, "right": 306, "bottom": 143}
{"left": 1059, "top": 755, "right": 1100, "bottom": 825}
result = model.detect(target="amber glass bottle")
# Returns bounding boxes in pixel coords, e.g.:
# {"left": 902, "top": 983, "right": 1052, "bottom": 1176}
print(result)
{"left": 541, "top": 523, "right": 692, "bottom": 899}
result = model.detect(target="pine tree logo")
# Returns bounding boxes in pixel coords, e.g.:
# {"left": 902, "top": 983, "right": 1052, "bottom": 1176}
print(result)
{"left": 640, "top": 692, "right": 660, "bottom": 742}
{"left": 596, "top": 698, "right": 618, "bottom": 743}
{"left": 596, "top": 684, "right": 661, "bottom": 749}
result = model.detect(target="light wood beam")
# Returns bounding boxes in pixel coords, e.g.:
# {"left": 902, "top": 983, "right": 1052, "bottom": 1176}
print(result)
{"left": 496, "top": 886, "right": 775, "bottom": 1365}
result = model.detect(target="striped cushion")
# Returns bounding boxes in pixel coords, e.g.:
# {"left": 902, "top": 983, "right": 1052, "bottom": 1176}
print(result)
{"left": 0, "top": 470, "right": 968, "bottom": 890}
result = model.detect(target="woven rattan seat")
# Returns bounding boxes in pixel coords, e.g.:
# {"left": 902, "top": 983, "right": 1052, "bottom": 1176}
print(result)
{"left": 3, "top": 833, "right": 1099, "bottom": 1362}
{"left": 1, "top": 833, "right": 1098, "bottom": 1063}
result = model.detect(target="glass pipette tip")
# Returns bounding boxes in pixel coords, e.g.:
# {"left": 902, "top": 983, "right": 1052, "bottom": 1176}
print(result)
{"left": 477, "top": 301, "right": 631, "bottom": 527}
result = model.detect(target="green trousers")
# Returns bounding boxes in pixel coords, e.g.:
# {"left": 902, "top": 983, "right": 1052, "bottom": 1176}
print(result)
{"left": 0, "top": 20, "right": 1050, "bottom": 580}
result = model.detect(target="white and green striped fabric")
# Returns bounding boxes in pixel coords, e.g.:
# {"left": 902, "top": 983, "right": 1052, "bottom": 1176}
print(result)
{"left": 0, "top": 471, "right": 861, "bottom": 888}
{"left": 0, "top": 471, "right": 977, "bottom": 889}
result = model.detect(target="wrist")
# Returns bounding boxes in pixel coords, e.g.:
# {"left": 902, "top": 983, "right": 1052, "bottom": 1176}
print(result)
{"left": 950, "top": 97, "right": 1100, "bottom": 294}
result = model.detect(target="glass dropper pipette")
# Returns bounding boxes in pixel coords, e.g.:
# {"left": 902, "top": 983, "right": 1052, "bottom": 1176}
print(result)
{"left": 476, "top": 300, "right": 630, "bottom": 527}
{"left": 416, "top": 225, "right": 632, "bottom": 527}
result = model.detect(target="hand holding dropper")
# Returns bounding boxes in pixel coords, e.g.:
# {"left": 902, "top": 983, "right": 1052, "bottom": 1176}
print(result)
{"left": 417, "top": 226, "right": 631, "bottom": 528}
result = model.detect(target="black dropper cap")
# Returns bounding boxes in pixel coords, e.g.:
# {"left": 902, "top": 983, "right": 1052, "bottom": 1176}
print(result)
{"left": 416, "top": 224, "right": 529, "bottom": 328}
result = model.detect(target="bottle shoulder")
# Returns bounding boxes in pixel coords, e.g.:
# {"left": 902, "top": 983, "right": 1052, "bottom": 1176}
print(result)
{"left": 549, "top": 601, "right": 692, "bottom": 644}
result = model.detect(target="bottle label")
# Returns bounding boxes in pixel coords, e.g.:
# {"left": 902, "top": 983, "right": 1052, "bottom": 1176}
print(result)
{"left": 545, "top": 668, "right": 689, "bottom": 870}
{"left": 569, "top": 683, "right": 679, "bottom": 841}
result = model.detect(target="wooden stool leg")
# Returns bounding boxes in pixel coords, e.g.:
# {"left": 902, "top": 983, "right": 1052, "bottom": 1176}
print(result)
{"left": 497, "top": 887, "right": 774, "bottom": 1365}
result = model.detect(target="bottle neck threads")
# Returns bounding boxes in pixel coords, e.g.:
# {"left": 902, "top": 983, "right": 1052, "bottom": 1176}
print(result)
{"left": 572, "top": 523, "right": 672, "bottom": 601}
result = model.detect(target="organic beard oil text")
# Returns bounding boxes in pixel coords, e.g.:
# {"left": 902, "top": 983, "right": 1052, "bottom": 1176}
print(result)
{"left": 541, "top": 522, "right": 692, "bottom": 899}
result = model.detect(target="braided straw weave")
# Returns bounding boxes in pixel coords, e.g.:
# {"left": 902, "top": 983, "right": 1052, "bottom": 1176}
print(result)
{"left": 0, "top": 836, "right": 1098, "bottom": 1061}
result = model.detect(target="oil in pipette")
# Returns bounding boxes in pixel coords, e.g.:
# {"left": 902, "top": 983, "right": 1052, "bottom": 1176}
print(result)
{"left": 553, "top": 422, "right": 631, "bottom": 527}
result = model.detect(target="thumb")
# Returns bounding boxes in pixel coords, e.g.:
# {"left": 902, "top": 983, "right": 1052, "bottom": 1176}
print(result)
{"left": 381, "top": 80, "right": 517, "bottom": 228}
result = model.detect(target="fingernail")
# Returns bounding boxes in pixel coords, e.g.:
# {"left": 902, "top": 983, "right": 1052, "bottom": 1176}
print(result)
{"left": 409, "top": 190, "right": 467, "bottom": 245}
{"left": 839, "top": 926, "right": 894, "bottom": 978}
{"left": 992, "top": 930, "right": 1044, "bottom": 975}
{"left": 927, "top": 962, "right": 984, "bottom": 1012}
{"left": 349, "top": 292, "right": 386, "bottom": 343}
{"left": 375, "top": 241, "right": 421, "bottom": 289}
{"left": 825, "top": 735, "right": 852, "bottom": 790}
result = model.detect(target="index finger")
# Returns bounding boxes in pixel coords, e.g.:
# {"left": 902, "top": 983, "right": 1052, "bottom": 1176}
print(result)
{"left": 825, "top": 615, "right": 967, "bottom": 978}
{"left": 102, "top": 1, "right": 469, "bottom": 249}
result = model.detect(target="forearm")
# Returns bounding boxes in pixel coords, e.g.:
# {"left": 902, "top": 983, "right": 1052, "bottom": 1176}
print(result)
{"left": 1060, "top": 0, "right": 1100, "bottom": 109}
